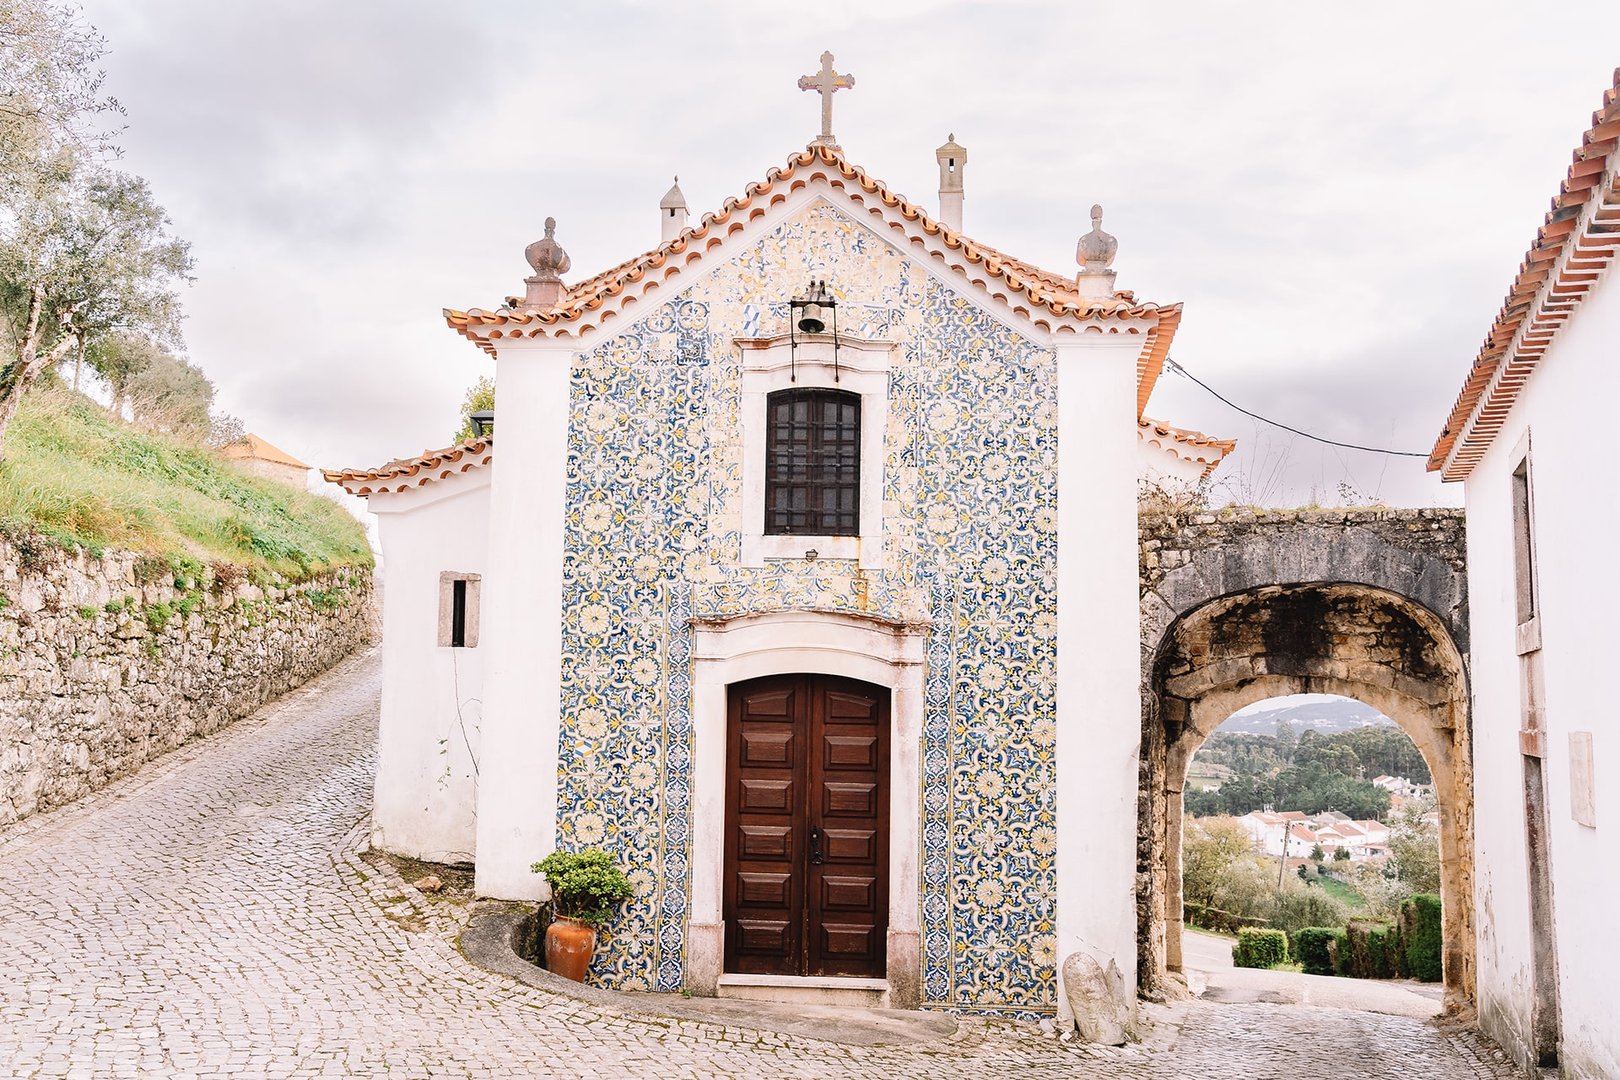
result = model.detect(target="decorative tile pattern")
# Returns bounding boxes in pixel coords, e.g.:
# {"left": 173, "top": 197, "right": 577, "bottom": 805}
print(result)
{"left": 556, "top": 203, "right": 1059, "bottom": 1011}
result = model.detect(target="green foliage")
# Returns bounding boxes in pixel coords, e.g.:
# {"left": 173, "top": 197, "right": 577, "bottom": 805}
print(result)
{"left": 0, "top": 389, "right": 371, "bottom": 578}
{"left": 102, "top": 594, "right": 132, "bottom": 614}
{"left": 1232, "top": 927, "right": 1289, "bottom": 969}
{"left": 1346, "top": 921, "right": 1396, "bottom": 980}
{"left": 451, "top": 374, "right": 494, "bottom": 443}
{"left": 74, "top": 604, "right": 94, "bottom": 619}
{"left": 306, "top": 588, "right": 342, "bottom": 611}
{"left": 531, "top": 849, "right": 634, "bottom": 926}
{"left": 1401, "top": 893, "right": 1443, "bottom": 982}
{"left": 142, "top": 600, "right": 172, "bottom": 631}
{"left": 1185, "top": 721, "right": 1426, "bottom": 819}
{"left": 1331, "top": 928, "right": 1352, "bottom": 976}
{"left": 1294, "top": 927, "right": 1339, "bottom": 976}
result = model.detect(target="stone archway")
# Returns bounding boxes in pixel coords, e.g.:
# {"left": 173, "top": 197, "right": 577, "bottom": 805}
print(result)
{"left": 1136, "top": 509, "right": 1473, "bottom": 1006}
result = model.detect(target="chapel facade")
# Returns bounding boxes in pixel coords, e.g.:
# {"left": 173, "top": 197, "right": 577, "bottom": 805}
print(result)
{"left": 328, "top": 57, "right": 1230, "bottom": 1020}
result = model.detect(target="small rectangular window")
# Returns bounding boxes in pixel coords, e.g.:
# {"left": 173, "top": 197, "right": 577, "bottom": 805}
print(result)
{"left": 765, "top": 387, "right": 860, "bottom": 537}
{"left": 438, "top": 572, "right": 481, "bottom": 648}
{"left": 1511, "top": 457, "right": 1536, "bottom": 627}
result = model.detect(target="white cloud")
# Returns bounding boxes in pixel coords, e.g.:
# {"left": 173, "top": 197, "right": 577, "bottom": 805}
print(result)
{"left": 75, "top": 0, "right": 1616, "bottom": 506}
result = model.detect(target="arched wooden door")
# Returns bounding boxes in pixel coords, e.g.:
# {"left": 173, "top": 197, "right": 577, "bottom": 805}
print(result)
{"left": 723, "top": 674, "right": 889, "bottom": 978}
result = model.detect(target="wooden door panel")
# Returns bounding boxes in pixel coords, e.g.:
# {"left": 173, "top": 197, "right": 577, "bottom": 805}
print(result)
{"left": 807, "top": 676, "right": 888, "bottom": 978}
{"left": 737, "top": 825, "right": 791, "bottom": 859}
{"left": 820, "top": 875, "right": 876, "bottom": 910}
{"left": 819, "top": 922, "right": 879, "bottom": 962}
{"left": 822, "top": 828, "right": 877, "bottom": 862}
{"left": 739, "top": 777, "right": 794, "bottom": 813}
{"left": 824, "top": 734, "right": 878, "bottom": 768}
{"left": 725, "top": 673, "right": 888, "bottom": 980}
{"left": 724, "top": 679, "right": 804, "bottom": 975}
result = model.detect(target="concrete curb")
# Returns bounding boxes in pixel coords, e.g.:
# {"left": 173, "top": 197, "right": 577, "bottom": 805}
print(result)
{"left": 459, "top": 905, "right": 967, "bottom": 1049}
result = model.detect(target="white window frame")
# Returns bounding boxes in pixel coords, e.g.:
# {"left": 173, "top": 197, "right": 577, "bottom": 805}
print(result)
{"left": 738, "top": 334, "right": 892, "bottom": 568}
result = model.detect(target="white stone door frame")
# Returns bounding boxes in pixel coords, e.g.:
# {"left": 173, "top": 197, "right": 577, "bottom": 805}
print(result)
{"left": 686, "top": 609, "right": 928, "bottom": 1007}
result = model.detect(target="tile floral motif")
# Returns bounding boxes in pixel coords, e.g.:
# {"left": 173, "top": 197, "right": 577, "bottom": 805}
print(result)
{"left": 557, "top": 203, "right": 1059, "bottom": 1012}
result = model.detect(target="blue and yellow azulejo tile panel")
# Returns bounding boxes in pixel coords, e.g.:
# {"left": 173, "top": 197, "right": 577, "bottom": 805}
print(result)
{"left": 556, "top": 203, "right": 1059, "bottom": 1012}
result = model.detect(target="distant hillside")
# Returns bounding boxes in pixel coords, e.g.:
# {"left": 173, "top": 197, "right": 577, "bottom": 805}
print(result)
{"left": 0, "top": 389, "right": 370, "bottom": 578}
{"left": 1218, "top": 696, "right": 1393, "bottom": 736}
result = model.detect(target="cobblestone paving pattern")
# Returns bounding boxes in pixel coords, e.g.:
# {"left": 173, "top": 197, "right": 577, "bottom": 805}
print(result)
{"left": 0, "top": 650, "right": 1523, "bottom": 1079}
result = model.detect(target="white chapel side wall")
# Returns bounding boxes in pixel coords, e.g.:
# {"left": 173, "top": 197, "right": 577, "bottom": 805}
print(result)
{"left": 1464, "top": 258, "right": 1620, "bottom": 1079}
{"left": 1055, "top": 334, "right": 1146, "bottom": 1022}
{"left": 370, "top": 472, "right": 491, "bottom": 865}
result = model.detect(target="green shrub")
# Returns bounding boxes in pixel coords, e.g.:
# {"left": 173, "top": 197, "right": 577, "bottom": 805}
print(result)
{"left": 143, "top": 602, "right": 174, "bottom": 632}
{"left": 1345, "top": 920, "right": 1397, "bottom": 979}
{"left": 1402, "top": 893, "right": 1443, "bottom": 982}
{"left": 1331, "top": 928, "right": 1352, "bottom": 976}
{"left": 1233, "top": 927, "right": 1289, "bottom": 969}
{"left": 531, "top": 849, "right": 634, "bottom": 926}
{"left": 1294, "top": 927, "right": 1339, "bottom": 976}
{"left": 76, "top": 605, "right": 96, "bottom": 620}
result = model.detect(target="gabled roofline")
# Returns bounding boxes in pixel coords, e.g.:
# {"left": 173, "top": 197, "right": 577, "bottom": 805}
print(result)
{"left": 323, "top": 437, "right": 493, "bottom": 497}
{"left": 446, "top": 142, "right": 1183, "bottom": 416}
{"left": 1138, "top": 415, "right": 1236, "bottom": 480}
{"left": 1430, "top": 69, "right": 1620, "bottom": 479}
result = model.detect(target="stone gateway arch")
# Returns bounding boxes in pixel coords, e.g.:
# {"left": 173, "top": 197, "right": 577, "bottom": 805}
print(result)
{"left": 1136, "top": 507, "right": 1473, "bottom": 1005}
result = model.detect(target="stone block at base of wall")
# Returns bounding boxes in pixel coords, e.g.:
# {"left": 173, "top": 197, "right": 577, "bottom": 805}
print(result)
{"left": 0, "top": 535, "right": 375, "bottom": 827}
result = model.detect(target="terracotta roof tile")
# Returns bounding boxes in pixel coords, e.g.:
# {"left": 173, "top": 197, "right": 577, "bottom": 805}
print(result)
{"left": 446, "top": 142, "right": 1182, "bottom": 415}
{"left": 323, "top": 437, "right": 493, "bottom": 497}
{"left": 1138, "top": 415, "right": 1237, "bottom": 479}
{"left": 1431, "top": 69, "right": 1620, "bottom": 479}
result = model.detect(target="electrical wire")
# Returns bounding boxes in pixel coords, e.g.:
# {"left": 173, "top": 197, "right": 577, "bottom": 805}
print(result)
{"left": 1164, "top": 358, "right": 1429, "bottom": 459}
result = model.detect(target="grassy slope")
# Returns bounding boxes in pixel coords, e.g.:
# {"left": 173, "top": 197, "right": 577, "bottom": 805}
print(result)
{"left": 0, "top": 389, "right": 371, "bottom": 578}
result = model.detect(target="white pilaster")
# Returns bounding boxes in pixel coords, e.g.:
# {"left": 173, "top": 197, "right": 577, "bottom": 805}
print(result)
{"left": 1054, "top": 335, "right": 1143, "bottom": 1021}
{"left": 473, "top": 337, "right": 576, "bottom": 899}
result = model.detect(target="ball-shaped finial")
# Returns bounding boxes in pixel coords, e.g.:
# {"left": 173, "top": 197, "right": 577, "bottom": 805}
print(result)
{"left": 526, "top": 217, "right": 571, "bottom": 282}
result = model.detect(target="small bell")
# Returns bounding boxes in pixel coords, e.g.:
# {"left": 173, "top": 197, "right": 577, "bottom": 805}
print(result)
{"left": 797, "top": 279, "right": 828, "bottom": 334}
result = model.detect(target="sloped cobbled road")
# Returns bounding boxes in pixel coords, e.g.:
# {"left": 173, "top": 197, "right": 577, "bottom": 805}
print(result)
{"left": 0, "top": 650, "right": 1520, "bottom": 1078}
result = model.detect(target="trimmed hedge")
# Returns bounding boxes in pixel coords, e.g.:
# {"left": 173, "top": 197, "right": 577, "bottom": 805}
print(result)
{"left": 1185, "top": 902, "right": 1270, "bottom": 936}
{"left": 1402, "top": 893, "right": 1443, "bottom": 982}
{"left": 1294, "top": 927, "right": 1339, "bottom": 975}
{"left": 1346, "top": 920, "right": 1398, "bottom": 980}
{"left": 1233, "top": 927, "right": 1290, "bottom": 969}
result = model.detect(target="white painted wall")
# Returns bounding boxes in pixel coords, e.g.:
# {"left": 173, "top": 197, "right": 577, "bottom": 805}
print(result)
{"left": 473, "top": 338, "right": 575, "bottom": 900}
{"left": 1462, "top": 254, "right": 1620, "bottom": 1079}
{"left": 368, "top": 469, "right": 491, "bottom": 864}
{"left": 1055, "top": 336, "right": 1144, "bottom": 1022}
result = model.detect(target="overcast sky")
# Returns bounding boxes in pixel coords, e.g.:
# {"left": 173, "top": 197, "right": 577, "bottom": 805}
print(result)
{"left": 74, "top": 1, "right": 1616, "bottom": 508}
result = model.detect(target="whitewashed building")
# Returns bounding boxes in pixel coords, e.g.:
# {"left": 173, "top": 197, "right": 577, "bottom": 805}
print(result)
{"left": 328, "top": 57, "right": 1231, "bottom": 1022}
{"left": 1428, "top": 68, "right": 1619, "bottom": 1079}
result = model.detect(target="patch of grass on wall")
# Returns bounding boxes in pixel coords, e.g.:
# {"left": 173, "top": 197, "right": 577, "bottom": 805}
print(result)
{"left": 0, "top": 389, "right": 372, "bottom": 579}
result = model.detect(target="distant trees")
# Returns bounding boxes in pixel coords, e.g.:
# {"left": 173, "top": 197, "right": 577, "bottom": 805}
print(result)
{"left": 0, "top": 1, "right": 192, "bottom": 460}
{"left": 452, "top": 375, "right": 494, "bottom": 443}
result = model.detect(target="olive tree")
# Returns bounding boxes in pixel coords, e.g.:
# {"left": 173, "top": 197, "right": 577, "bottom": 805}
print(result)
{"left": 0, "top": 2, "right": 191, "bottom": 460}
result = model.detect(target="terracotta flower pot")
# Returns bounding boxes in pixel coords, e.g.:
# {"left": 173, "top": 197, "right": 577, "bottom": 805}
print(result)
{"left": 545, "top": 915, "right": 597, "bottom": 983}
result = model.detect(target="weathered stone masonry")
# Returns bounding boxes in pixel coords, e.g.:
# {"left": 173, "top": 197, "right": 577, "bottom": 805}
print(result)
{"left": 1135, "top": 506, "right": 1472, "bottom": 1003}
{"left": 0, "top": 535, "right": 374, "bottom": 827}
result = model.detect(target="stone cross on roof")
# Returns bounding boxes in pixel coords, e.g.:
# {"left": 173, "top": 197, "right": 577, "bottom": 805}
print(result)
{"left": 798, "top": 51, "right": 854, "bottom": 150}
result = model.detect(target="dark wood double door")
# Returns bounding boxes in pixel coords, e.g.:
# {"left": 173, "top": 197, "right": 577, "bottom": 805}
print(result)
{"left": 724, "top": 674, "right": 889, "bottom": 979}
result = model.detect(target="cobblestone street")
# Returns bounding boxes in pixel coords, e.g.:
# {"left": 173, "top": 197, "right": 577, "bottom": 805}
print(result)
{"left": 0, "top": 651, "right": 1522, "bottom": 1078}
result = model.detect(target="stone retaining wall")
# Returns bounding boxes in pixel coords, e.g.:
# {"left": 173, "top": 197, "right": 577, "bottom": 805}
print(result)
{"left": 0, "top": 534, "right": 375, "bottom": 826}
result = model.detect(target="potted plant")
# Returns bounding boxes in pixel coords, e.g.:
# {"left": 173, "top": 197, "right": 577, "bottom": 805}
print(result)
{"left": 531, "top": 848, "right": 634, "bottom": 983}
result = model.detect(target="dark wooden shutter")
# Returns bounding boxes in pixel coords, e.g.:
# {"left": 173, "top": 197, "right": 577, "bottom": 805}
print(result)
{"left": 765, "top": 388, "right": 860, "bottom": 537}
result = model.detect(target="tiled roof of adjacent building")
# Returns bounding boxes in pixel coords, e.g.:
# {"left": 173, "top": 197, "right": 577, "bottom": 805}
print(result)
{"left": 1138, "top": 416, "right": 1238, "bottom": 479}
{"left": 445, "top": 141, "right": 1183, "bottom": 417}
{"left": 222, "top": 433, "right": 310, "bottom": 470}
{"left": 323, "top": 437, "right": 493, "bottom": 497}
{"left": 1430, "top": 69, "right": 1620, "bottom": 479}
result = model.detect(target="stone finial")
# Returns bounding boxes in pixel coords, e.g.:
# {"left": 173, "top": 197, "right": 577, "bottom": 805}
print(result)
{"left": 521, "top": 217, "right": 571, "bottom": 310}
{"left": 936, "top": 133, "right": 967, "bottom": 233}
{"left": 1075, "top": 203, "right": 1119, "bottom": 300}
{"left": 660, "top": 176, "right": 688, "bottom": 244}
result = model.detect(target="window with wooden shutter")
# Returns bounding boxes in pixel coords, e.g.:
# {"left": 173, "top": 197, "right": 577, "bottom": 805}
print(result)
{"left": 764, "top": 388, "right": 860, "bottom": 537}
